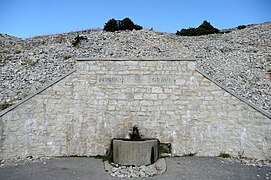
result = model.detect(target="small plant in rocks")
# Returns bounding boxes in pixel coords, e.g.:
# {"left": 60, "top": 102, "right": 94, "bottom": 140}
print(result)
{"left": 237, "top": 25, "right": 246, "bottom": 30}
{"left": 218, "top": 152, "right": 231, "bottom": 158}
{"left": 0, "top": 101, "right": 13, "bottom": 111}
{"left": 72, "top": 35, "right": 87, "bottom": 47}
{"left": 63, "top": 53, "right": 72, "bottom": 60}
{"left": 94, "top": 155, "right": 111, "bottom": 162}
{"left": 158, "top": 143, "right": 171, "bottom": 156}
{"left": 184, "top": 152, "right": 197, "bottom": 157}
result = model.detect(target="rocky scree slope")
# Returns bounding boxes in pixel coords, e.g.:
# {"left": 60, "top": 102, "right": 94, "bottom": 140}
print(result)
{"left": 0, "top": 22, "right": 270, "bottom": 114}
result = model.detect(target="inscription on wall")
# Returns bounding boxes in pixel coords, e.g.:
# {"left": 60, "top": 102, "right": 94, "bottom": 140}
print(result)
{"left": 97, "top": 75, "right": 174, "bottom": 85}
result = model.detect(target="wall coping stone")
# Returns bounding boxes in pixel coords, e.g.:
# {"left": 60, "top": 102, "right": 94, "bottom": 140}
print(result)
{"left": 0, "top": 69, "right": 76, "bottom": 117}
{"left": 196, "top": 66, "right": 271, "bottom": 119}
{"left": 76, "top": 57, "right": 196, "bottom": 61}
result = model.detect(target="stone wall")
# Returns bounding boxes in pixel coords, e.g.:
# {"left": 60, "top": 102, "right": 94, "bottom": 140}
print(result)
{"left": 0, "top": 58, "right": 270, "bottom": 161}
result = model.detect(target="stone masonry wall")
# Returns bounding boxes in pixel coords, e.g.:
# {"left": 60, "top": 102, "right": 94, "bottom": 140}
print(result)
{"left": 0, "top": 59, "right": 270, "bottom": 161}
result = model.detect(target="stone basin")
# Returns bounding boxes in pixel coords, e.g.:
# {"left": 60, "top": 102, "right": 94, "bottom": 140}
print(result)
{"left": 112, "top": 139, "right": 159, "bottom": 166}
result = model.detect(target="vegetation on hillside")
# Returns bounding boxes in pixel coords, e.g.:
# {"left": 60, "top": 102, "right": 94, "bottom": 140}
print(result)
{"left": 104, "top": 18, "right": 143, "bottom": 32}
{"left": 176, "top": 20, "right": 219, "bottom": 36}
{"left": 237, "top": 25, "right": 247, "bottom": 30}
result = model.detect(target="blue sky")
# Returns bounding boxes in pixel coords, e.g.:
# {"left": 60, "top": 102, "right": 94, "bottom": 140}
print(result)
{"left": 0, "top": 0, "right": 270, "bottom": 38}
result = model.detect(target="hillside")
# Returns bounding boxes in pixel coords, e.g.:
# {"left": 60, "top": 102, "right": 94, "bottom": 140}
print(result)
{"left": 0, "top": 22, "right": 270, "bottom": 114}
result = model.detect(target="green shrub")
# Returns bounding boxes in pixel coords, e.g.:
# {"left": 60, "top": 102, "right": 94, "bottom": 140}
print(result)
{"left": 198, "top": 21, "right": 219, "bottom": 33}
{"left": 104, "top": 18, "right": 142, "bottom": 32}
{"left": 104, "top": 18, "right": 118, "bottom": 32}
{"left": 218, "top": 152, "right": 231, "bottom": 158}
{"left": 0, "top": 101, "right": 13, "bottom": 111}
{"left": 158, "top": 144, "right": 171, "bottom": 154}
{"left": 122, "top": 18, "right": 135, "bottom": 31}
{"left": 176, "top": 20, "right": 219, "bottom": 36}
{"left": 134, "top": 24, "right": 143, "bottom": 30}
{"left": 237, "top": 25, "right": 246, "bottom": 30}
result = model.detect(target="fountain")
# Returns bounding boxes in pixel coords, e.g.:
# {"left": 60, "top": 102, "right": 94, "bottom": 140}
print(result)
{"left": 112, "top": 126, "right": 159, "bottom": 166}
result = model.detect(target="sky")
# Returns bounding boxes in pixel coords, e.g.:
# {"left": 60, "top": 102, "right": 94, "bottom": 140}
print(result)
{"left": 0, "top": 0, "right": 270, "bottom": 38}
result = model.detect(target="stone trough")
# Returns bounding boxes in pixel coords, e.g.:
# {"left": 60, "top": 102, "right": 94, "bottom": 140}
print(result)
{"left": 112, "top": 138, "right": 159, "bottom": 166}
{"left": 111, "top": 126, "right": 159, "bottom": 166}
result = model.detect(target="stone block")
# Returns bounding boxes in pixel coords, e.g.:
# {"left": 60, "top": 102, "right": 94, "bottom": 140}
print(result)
{"left": 158, "top": 94, "right": 167, "bottom": 100}
{"left": 175, "top": 79, "right": 186, "bottom": 85}
{"left": 108, "top": 105, "right": 116, "bottom": 111}
{"left": 76, "top": 63, "right": 89, "bottom": 72}
{"left": 187, "top": 62, "right": 196, "bottom": 70}
{"left": 143, "top": 94, "right": 157, "bottom": 100}
{"left": 163, "top": 88, "right": 173, "bottom": 94}
{"left": 146, "top": 61, "right": 157, "bottom": 67}
{"left": 152, "top": 87, "right": 163, "bottom": 93}
{"left": 134, "top": 93, "right": 143, "bottom": 100}
{"left": 130, "top": 106, "right": 140, "bottom": 112}
{"left": 205, "top": 96, "right": 214, "bottom": 100}
{"left": 166, "top": 111, "right": 175, "bottom": 116}
{"left": 111, "top": 94, "right": 126, "bottom": 100}
{"left": 88, "top": 65, "right": 101, "bottom": 71}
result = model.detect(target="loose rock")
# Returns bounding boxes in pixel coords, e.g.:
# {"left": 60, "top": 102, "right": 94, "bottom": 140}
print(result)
{"left": 104, "top": 158, "right": 167, "bottom": 178}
